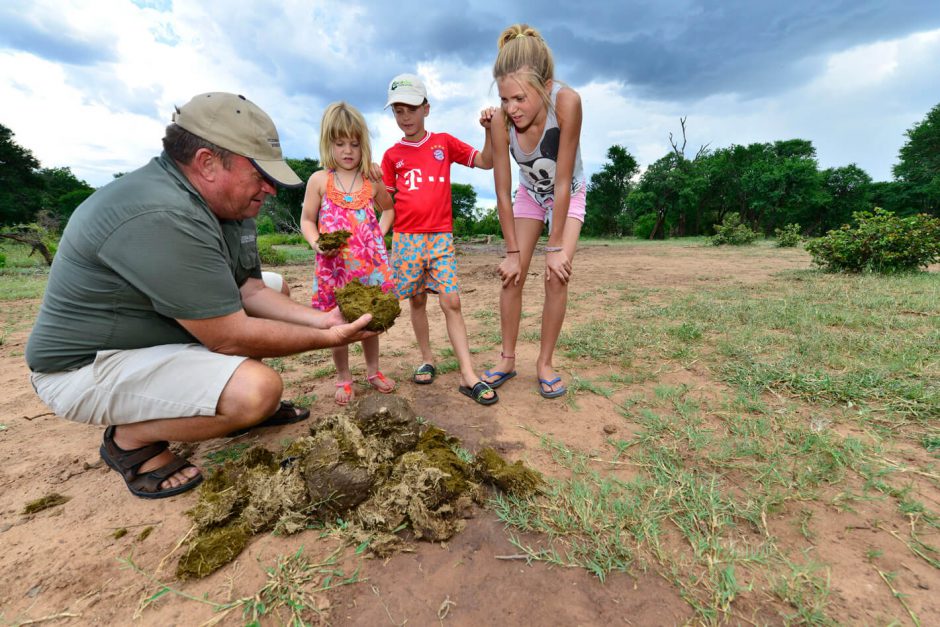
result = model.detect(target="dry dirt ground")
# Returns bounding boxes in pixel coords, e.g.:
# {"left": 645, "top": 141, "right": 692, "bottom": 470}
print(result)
{"left": 0, "top": 241, "right": 935, "bottom": 625}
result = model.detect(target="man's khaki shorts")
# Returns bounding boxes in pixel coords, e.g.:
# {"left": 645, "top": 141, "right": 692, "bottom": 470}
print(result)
{"left": 30, "top": 344, "right": 248, "bottom": 426}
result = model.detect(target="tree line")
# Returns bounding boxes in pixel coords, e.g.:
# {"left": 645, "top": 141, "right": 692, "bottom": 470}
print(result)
{"left": 582, "top": 102, "right": 940, "bottom": 238}
{"left": 3, "top": 101, "right": 938, "bottom": 241}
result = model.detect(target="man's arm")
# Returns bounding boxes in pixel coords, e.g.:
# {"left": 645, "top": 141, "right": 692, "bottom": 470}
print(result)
{"left": 239, "top": 277, "right": 336, "bottom": 326}
{"left": 177, "top": 308, "right": 373, "bottom": 358}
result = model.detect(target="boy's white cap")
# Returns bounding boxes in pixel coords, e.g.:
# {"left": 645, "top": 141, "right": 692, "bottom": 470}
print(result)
{"left": 385, "top": 73, "right": 427, "bottom": 108}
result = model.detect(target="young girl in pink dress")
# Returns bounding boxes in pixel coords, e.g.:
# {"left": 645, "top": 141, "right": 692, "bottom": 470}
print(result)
{"left": 300, "top": 102, "right": 396, "bottom": 405}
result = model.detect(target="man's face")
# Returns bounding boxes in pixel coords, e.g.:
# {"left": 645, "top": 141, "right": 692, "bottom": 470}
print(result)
{"left": 209, "top": 154, "right": 277, "bottom": 220}
{"left": 392, "top": 102, "right": 429, "bottom": 141}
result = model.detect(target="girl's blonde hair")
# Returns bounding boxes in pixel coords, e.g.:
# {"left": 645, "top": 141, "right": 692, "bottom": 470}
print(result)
{"left": 319, "top": 101, "right": 372, "bottom": 176}
{"left": 493, "top": 24, "right": 555, "bottom": 113}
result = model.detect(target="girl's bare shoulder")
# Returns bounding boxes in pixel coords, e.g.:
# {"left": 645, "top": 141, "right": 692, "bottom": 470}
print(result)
{"left": 306, "top": 169, "right": 329, "bottom": 190}
{"left": 555, "top": 84, "right": 582, "bottom": 110}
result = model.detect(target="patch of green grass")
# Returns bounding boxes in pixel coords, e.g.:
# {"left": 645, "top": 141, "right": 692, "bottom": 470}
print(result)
{"left": 470, "top": 308, "right": 498, "bottom": 322}
{"left": 266, "top": 357, "right": 288, "bottom": 373}
{"left": 567, "top": 376, "right": 612, "bottom": 398}
{"left": 292, "top": 394, "right": 317, "bottom": 408}
{"left": 0, "top": 268, "right": 47, "bottom": 301}
{"left": 205, "top": 443, "right": 251, "bottom": 467}
{"left": 310, "top": 365, "right": 336, "bottom": 379}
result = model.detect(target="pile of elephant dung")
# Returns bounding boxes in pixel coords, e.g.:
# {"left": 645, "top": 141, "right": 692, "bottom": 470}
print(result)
{"left": 177, "top": 395, "right": 543, "bottom": 579}
{"left": 318, "top": 229, "right": 351, "bottom": 253}
{"left": 335, "top": 279, "right": 401, "bottom": 332}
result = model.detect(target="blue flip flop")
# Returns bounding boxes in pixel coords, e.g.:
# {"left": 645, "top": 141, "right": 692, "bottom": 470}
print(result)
{"left": 538, "top": 376, "right": 567, "bottom": 399}
{"left": 483, "top": 369, "right": 517, "bottom": 389}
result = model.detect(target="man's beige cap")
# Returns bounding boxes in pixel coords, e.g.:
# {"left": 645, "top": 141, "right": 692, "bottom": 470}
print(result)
{"left": 172, "top": 92, "right": 303, "bottom": 188}
{"left": 385, "top": 73, "right": 428, "bottom": 108}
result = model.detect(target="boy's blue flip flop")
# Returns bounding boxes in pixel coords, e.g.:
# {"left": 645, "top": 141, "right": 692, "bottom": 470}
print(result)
{"left": 483, "top": 369, "right": 517, "bottom": 389}
{"left": 538, "top": 377, "right": 567, "bottom": 399}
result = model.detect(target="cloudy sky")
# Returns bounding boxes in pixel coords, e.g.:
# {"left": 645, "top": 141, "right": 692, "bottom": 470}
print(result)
{"left": 2, "top": 0, "right": 939, "bottom": 206}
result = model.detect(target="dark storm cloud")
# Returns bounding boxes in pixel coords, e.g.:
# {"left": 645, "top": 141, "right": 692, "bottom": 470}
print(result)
{"left": 541, "top": 0, "right": 940, "bottom": 99}
{"left": 0, "top": 9, "right": 117, "bottom": 66}
{"left": 261, "top": 0, "right": 940, "bottom": 104}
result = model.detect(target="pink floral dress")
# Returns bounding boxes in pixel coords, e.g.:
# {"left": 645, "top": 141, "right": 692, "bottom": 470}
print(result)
{"left": 310, "top": 171, "right": 395, "bottom": 311}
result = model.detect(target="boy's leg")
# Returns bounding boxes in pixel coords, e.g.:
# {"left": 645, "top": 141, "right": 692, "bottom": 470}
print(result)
{"left": 391, "top": 232, "right": 436, "bottom": 383}
{"left": 409, "top": 292, "right": 435, "bottom": 382}
{"left": 437, "top": 291, "right": 488, "bottom": 389}
{"left": 537, "top": 217, "right": 583, "bottom": 394}
{"left": 427, "top": 233, "right": 495, "bottom": 402}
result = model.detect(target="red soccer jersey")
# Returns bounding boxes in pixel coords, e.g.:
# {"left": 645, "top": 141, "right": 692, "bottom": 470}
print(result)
{"left": 381, "top": 131, "right": 478, "bottom": 233}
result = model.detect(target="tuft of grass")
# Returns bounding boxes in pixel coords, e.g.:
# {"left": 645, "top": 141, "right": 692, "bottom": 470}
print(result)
{"left": 205, "top": 443, "right": 251, "bottom": 467}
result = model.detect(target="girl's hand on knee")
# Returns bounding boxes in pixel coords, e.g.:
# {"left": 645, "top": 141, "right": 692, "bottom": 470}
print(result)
{"left": 498, "top": 255, "right": 522, "bottom": 288}
{"left": 545, "top": 250, "right": 571, "bottom": 285}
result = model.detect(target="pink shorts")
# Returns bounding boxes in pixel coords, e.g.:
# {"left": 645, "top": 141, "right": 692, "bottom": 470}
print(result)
{"left": 513, "top": 184, "right": 587, "bottom": 223}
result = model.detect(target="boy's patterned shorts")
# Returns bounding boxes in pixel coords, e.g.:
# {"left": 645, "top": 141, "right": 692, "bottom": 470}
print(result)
{"left": 391, "top": 232, "right": 459, "bottom": 298}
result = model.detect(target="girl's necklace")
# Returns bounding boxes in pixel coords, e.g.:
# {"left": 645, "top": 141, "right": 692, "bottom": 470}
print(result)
{"left": 334, "top": 170, "right": 358, "bottom": 203}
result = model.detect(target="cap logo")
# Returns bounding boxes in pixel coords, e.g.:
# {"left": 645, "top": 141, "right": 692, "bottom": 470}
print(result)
{"left": 391, "top": 79, "right": 414, "bottom": 90}
{"left": 267, "top": 138, "right": 280, "bottom": 148}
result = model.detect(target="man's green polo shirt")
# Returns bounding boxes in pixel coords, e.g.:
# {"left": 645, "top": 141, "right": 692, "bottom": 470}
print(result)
{"left": 26, "top": 153, "right": 262, "bottom": 373}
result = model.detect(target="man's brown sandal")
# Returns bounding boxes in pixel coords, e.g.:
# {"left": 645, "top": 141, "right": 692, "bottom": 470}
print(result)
{"left": 99, "top": 426, "right": 203, "bottom": 499}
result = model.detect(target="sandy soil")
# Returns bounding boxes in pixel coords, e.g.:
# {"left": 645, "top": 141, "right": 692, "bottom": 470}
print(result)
{"left": 0, "top": 242, "right": 935, "bottom": 625}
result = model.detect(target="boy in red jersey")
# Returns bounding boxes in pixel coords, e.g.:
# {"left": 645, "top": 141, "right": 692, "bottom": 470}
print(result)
{"left": 381, "top": 73, "right": 498, "bottom": 405}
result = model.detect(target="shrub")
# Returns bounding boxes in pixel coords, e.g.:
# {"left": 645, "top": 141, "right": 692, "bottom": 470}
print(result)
{"left": 710, "top": 213, "right": 760, "bottom": 246}
{"left": 774, "top": 223, "right": 803, "bottom": 247}
{"left": 0, "top": 251, "right": 5, "bottom": 269}
{"left": 804, "top": 208, "right": 940, "bottom": 273}
{"left": 258, "top": 232, "right": 305, "bottom": 247}
{"left": 632, "top": 213, "right": 659, "bottom": 239}
{"left": 256, "top": 214, "right": 276, "bottom": 235}
{"left": 257, "top": 241, "right": 287, "bottom": 266}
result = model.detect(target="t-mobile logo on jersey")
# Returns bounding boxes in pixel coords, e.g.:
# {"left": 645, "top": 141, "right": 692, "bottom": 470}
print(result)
{"left": 402, "top": 168, "right": 423, "bottom": 191}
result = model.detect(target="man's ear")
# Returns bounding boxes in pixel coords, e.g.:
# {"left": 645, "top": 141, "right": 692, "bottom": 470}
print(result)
{"left": 423, "top": 102, "right": 430, "bottom": 117}
{"left": 192, "top": 148, "right": 218, "bottom": 181}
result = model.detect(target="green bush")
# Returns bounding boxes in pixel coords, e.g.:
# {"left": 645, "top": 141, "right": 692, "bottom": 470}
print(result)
{"left": 0, "top": 251, "right": 6, "bottom": 269}
{"left": 257, "top": 241, "right": 287, "bottom": 266}
{"left": 632, "top": 213, "right": 659, "bottom": 239}
{"left": 804, "top": 208, "right": 940, "bottom": 273}
{"left": 256, "top": 214, "right": 276, "bottom": 235}
{"left": 774, "top": 223, "right": 802, "bottom": 247}
{"left": 258, "top": 232, "right": 305, "bottom": 247}
{"left": 710, "top": 213, "right": 760, "bottom": 246}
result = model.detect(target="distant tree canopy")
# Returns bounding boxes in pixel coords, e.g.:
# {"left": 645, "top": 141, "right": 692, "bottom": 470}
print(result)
{"left": 583, "top": 145, "right": 638, "bottom": 237}
{"left": 5, "top": 100, "right": 939, "bottom": 238}
{"left": 892, "top": 102, "right": 940, "bottom": 215}
{"left": 1, "top": 124, "right": 95, "bottom": 228}
{"left": 1, "top": 124, "right": 44, "bottom": 225}
{"left": 259, "top": 157, "right": 321, "bottom": 231}
{"left": 585, "top": 102, "right": 940, "bottom": 239}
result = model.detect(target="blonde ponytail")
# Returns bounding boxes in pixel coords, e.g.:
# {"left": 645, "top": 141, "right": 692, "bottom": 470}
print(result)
{"left": 493, "top": 23, "right": 555, "bottom": 113}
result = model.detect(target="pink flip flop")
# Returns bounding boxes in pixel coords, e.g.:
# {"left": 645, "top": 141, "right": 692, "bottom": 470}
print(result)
{"left": 335, "top": 380, "right": 354, "bottom": 406}
{"left": 367, "top": 371, "right": 395, "bottom": 394}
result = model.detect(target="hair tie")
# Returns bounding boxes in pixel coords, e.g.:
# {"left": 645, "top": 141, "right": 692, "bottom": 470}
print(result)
{"left": 514, "top": 32, "right": 526, "bottom": 39}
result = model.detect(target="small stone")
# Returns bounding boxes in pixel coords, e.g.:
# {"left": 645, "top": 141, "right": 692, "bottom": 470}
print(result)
{"left": 603, "top": 424, "right": 618, "bottom": 435}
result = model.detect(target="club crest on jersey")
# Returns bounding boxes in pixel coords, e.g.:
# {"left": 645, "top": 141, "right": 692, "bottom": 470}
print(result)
{"left": 431, "top": 145, "right": 445, "bottom": 161}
